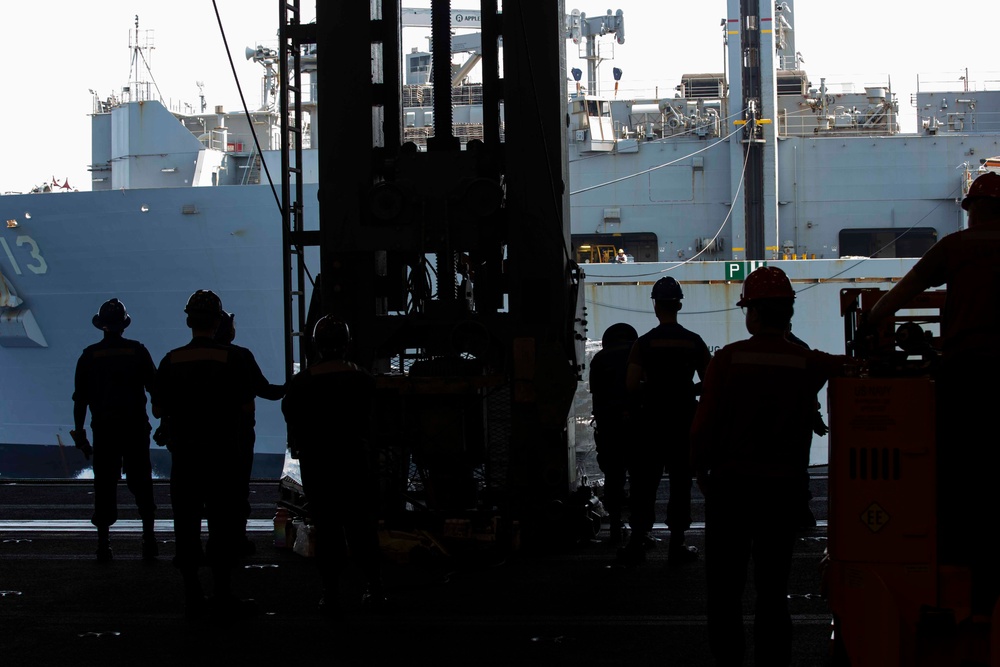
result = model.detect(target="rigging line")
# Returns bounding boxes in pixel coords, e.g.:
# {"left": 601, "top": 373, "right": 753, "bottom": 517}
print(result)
{"left": 793, "top": 183, "right": 963, "bottom": 296}
{"left": 569, "top": 123, "right": 744, "bottom": 197}
{"left": 586, "top": 180, "right": 962, "bottom": 313}
{"left": 210, "top": 0, "right": 281, "bottom": 214}
{"left": 582, "top": 298, "right": 654, "bottom": 314}
{"left": 590, "top": 191, "right": 964, "bottom": 317}
{"left": 583, "top": 154, "right": 965, "bottom": 292}
{"left": 581, "top": 128, "right": 753, "bottom": 280}
{"left": 130, "top": 39, "right": 166, "bottom": 104}
{"left": 583, "top": 296, "right": 739, "bottom": 317}
{"left": 662, "top": 132, "right": 753, "bottom": 268}
{"left": 125, "top": 22, "right": 142, "bottom": 100}
{"left": 586, "top": 188, "right": 959, "bottom": 317}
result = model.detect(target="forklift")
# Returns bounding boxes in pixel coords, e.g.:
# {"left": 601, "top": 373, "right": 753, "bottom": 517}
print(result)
{"left": 275, "top": 1, "right": 593, "bottom": 560}
{"left": 827, "top": 287, "right": 999, "bottom": 665}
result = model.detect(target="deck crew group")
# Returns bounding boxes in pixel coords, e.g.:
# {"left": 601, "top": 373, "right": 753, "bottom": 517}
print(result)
{"left": 68, "top": 171, "right": 1000, "bottom": 664}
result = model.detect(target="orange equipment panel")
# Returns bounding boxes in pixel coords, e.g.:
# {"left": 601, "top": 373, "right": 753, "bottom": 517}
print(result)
{"left": 827, "top": 376, "right": 938, "bottom": 665}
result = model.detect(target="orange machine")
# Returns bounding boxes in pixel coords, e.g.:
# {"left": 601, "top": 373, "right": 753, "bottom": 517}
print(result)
{"left": 827, "top": 288, "right": 997, "bottom": 666}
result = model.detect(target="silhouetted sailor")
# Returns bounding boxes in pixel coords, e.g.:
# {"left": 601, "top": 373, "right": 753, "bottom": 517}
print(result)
{"left": 784, "top": 324, "right": 828, "bottom": 530}
{"left": 214, "top": 311, "right": 285, "bottom": 554}
{"left": 866, "top": 170, "right": 1000, "bottom": 616}
{"left": 282, "top": 316, "right": 384, "bottom": 614}
{"left": 620, "top": 276, "right": 710, "bottom": 566}
{"left": 152, "top": 290, "right": 256, "bottom": 618}
{"left": 72, "top": 297, "right": 158, "bottom": 562}
{"left": 588, "top": 322, "right": 639, "bottom": 545}
{"left": 692, "top": 267, "right": 848, "bottom": 666}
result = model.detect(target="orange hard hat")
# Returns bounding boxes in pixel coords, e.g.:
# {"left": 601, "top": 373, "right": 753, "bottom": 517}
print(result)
{"left": 737, "top": 266, "right": 794, "bottom": 306}
{"left": 962, "top": 171, "right": 1000, "bottom": 210}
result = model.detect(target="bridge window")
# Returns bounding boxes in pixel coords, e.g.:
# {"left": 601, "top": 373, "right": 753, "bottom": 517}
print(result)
{"left": 838, "top": 228, "right": 938, "bottom": 259}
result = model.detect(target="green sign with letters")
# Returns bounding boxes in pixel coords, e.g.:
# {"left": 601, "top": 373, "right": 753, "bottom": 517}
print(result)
{"left": 725, "top": 260, "right": 768, "bottom": 280}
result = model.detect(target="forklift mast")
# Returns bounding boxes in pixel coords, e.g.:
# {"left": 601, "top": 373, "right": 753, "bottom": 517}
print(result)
{"left": 283, "top": 1, "right": 587, "bottom": 544}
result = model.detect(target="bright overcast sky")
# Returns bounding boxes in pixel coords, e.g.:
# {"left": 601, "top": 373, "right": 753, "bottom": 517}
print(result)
{"left": 0, "top": 1, "right": 996, "bottom": 193}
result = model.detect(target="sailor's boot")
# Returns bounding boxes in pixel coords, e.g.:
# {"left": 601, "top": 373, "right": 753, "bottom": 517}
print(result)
{"left": 96, "top": 527, "right": 113, "bottom": 562}
{"left": 141, "top": 519, "right": 158, "bottom": 561}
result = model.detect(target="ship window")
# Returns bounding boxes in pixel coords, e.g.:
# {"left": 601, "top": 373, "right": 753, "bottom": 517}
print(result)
{"left": 777, "top": 75, "right": 807, "bottom": 96}
{"left": 838, "top": 227, "right": 938, "bottom": 259}
{"left": 572, "top": 232, "right": 659, "bottom": 263}
{"left": 409, "top": 54, "right": 431, "bottom": 74}
{"left": 586, "top": 100, "right": 611, "bottom": 118}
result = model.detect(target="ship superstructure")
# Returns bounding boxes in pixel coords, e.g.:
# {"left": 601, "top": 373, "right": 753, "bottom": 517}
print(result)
{"left": 567, "top": 0, "right": 1000, "bottom": 267}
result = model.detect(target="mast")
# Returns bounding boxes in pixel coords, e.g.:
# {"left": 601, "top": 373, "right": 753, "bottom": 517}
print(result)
{"left": 126, "top": 15, "right": 162, "bottom": 104}
{"left": 740, "top": 0, "right": 765, "bottom": 260}
{"left": 727, "top": 0, "right": 780, "bottom": 261}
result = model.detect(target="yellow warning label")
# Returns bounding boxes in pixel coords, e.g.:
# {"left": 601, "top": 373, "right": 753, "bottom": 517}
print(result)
{"left": 861, "top": 502, "right": 889, "bottom": 533}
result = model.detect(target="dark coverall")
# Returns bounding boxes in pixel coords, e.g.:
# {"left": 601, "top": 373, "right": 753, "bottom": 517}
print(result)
{"left": 227, "top": 344, "right": 284, "bottom": 529}
{"left": 626, "top": 322, "right": 711, "bottom": 547}
{"left": 152, "top": 338, "right": 254, "bottom": 578}
{"left": 691, "top": 333, "right": 845, "bottom": 666}
{"left": 588, "top": 338, "right": 635, "bottom": 534}
{"left": 785, "top": 328, "right": 828, "bottom": 528}
{"left": 73, "top": 336, "right": 157, "bottom": 529}
{"left": 281, "top": 359, "right": 382, "bottom": 598}
{"left": 890, "top": 220, "right": 1000, "bottom": 614}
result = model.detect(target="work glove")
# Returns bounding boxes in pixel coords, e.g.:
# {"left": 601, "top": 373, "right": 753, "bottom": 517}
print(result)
{"left": 70, "top": 429, "right": 93, "bottom": 460}
{"left": 812, "top": 412, "right": 829, "bottom": 437}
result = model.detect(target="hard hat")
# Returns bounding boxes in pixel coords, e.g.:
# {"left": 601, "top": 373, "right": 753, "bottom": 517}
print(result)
{"left": 602, "top": 322, "right": 638, "bottom": 348}
{"left": 737, "top": 266, "right": 795, "bottom": 306}
{"left": 92, "top": 298, "right": 131, "bottom": 332}
{"left": 651, "top": 276, "right": 683, "bottom": 301}
{"left": 313, "top": 316, "right": 351, "bottom": 354}
{"left": 962, "top": 171, "right": 1000, "bottom": 210}
{"left": 184, "top": 289, "right": 223, "bottom": 316}
{"left": 618, "top": 248, "right": 625, "bottom": 253}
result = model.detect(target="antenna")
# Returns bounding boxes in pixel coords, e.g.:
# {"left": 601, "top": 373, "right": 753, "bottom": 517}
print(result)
{"left": 127, "top": 16, "right": 163, "bottom": 103}
{"left": 246, "top": 45, "right": 280, "bottom": 111}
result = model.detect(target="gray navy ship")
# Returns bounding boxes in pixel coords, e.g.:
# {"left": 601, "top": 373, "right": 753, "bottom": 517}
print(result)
{"left": 2, "top": 0, "right": 999, "bottom": 478}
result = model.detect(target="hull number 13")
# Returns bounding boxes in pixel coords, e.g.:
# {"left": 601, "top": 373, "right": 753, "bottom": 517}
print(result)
{"left": 0, "top": 235, "right": 48, "bottom": 275}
